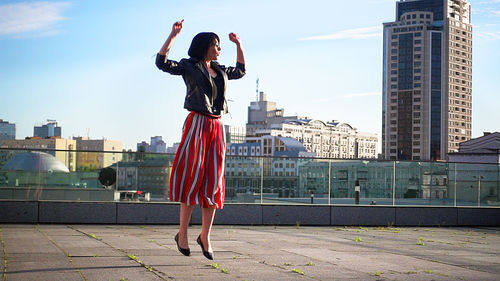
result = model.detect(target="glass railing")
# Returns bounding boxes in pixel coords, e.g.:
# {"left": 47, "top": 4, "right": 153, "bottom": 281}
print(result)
{"left": 0, "top": 148, "right": 498, "bottom": 207}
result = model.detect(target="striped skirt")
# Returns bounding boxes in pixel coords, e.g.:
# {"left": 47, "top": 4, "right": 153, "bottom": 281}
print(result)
{"left": 169, "top": 112, "right": 226, "bottom": 209}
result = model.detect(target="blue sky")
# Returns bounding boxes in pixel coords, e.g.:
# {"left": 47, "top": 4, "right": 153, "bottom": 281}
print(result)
{"left": 1, "top": 0, "right": 499, "bottom": 150}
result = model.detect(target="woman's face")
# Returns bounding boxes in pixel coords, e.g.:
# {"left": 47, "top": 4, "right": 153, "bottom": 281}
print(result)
{"left": 205, "top": 39, "right": 221, "bottom": 61}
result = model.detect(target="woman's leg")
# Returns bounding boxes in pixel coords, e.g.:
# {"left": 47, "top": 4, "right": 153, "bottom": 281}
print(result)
{"left": 199, "top": 205, "right": 216, "bottom": 252}
{"left": 178, "top": 203, "right": 194, "bottom": 248}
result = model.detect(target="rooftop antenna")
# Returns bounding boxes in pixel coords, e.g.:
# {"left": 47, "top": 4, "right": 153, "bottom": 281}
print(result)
{"left": 256, "top": 77, "right": 259, "bottom": 101}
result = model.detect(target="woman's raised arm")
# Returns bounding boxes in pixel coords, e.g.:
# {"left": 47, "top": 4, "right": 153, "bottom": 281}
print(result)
{"left": 229, "top": 32, "right": 245, "bottom": 65}
{"left": 159, "top": 20, "right": 184, "bottom": 56}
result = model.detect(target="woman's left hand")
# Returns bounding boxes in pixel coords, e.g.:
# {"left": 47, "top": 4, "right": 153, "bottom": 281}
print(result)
{"left": 229, "top": 33, "right": 241, "bottom": 45}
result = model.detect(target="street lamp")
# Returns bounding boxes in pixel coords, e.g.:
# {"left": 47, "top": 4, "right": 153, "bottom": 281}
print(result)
{"left": 472, "top": 175, "right": 484, "bottom": 207}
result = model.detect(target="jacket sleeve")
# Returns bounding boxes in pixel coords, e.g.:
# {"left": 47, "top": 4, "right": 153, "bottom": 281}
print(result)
{"left": 155, "top": 53, "right": 185, "bottom": 75}
{"left": 220, "top": 62, "right": 246, "bottom": 80}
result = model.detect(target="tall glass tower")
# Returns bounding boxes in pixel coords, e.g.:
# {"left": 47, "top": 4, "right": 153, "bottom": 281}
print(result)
{"left": 382, "top": 0, "right": 472, "bottom": 161}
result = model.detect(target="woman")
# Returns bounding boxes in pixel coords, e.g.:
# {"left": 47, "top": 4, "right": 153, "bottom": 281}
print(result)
{"left": 155, "top": 20, "right": 245, "bottom": 260}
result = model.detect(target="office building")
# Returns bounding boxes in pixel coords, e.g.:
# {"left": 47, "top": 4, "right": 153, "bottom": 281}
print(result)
{"left": 137, "top": 136, "right": 166, "bottom": 153}
{"left": 34, "top": 120, "right": 61, "bottom": 138}
{"left": 0, "top": 119, "right": 15, "bottom": 141}
{"left": 225, "top": 125, "right": 246, "bottom": 144}
{"left": 73, "top": 137, "right": 123, "bottom": 170}
{"left": 382, "top": 0, "right": 472, "bottom": 160}
{"left": 247, "top": 93, "right": 378, "bottom": 159}
{"left": 246, "top": 91, "right": 300, "bottom": 137}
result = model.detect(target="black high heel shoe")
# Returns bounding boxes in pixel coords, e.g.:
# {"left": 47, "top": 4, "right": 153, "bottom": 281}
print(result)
{"left": 174, "top": 233, "right": 190, "bottom": 256}
{"left": 197, "top": 235, "right": 214, "bottom": 260}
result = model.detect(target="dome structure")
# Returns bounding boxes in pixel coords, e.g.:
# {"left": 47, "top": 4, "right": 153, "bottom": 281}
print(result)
{"left": 1, "top": 151, "right": 69, "bottom": 173}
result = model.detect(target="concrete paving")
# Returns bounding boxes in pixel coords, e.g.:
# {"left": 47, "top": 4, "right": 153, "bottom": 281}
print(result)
{"left": 0, "top": 224, "right": 499, "bottom": 281}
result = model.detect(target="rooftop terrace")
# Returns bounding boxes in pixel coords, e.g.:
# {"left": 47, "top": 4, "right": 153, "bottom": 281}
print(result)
{"left": 1, "top": 224, "right": 499, "bottom": 280}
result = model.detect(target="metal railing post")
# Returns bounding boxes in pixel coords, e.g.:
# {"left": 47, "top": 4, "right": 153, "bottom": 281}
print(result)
{"left": 260, "top": 157, "right": 263, "bottom": 204}
{"left": 454, "top": 163, "right": 457, "bottom": 207}
{"left": 328, "top": 161, "right": 331, "bottom": 205}
{"left": 392, "top": 161, "right": 396, "bottom": 206}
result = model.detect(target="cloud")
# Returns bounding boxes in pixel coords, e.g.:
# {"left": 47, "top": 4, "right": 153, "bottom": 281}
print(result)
{"left": 313, "top": 92, "right": 381, "bottom": 103}
{"left": 0, "top": 1, "right": 70, "bottom": 37}
{"left": 299, "top": 26, "right": 382, "bottom": 41}
{"left": 477, "top": 31, "right": 500, "bottom": 39}
{"left": 343, "top": 92, "right": 381, "bottom": 98}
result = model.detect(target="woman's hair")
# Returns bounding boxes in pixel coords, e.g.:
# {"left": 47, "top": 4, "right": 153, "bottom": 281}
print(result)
{"left": 188, "top": 32, "right": 220, "bottom": 60}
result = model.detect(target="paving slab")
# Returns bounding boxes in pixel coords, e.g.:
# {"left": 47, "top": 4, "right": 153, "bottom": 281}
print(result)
{"left": 71, "top": 256, "right": 166, "bottom": 281}
{"left": 5, "top": 259, "right": 82, "bottom": 281}
{"left": 1, "top": 224, "right": 499, "bottom": 281}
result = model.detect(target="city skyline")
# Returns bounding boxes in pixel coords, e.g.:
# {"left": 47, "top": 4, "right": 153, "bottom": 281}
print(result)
{"left": 1, "top": 0, "right": 499, "bottom": 150}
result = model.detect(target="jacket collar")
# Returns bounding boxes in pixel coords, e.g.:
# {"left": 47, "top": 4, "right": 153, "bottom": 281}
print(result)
{"left": 192, "top": 58, "right": 224, "bottom": 83}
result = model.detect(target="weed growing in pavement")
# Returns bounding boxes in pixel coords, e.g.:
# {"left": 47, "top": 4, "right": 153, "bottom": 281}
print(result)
{"left": 292, "top": 268, "right": 305, "bottom": 275}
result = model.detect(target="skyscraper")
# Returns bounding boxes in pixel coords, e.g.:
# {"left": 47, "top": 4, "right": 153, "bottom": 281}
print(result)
{"left": 382, "top": 0, "right": 472, "bottom": 161}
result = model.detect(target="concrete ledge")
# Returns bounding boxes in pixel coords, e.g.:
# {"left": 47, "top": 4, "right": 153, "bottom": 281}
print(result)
{"left": 0, "top": 201, "right": 38, "bottom": 223}
{"left": 117, "top": 202, "right": 179, "bottom": 224}
{"left": 331, "top": 206, "right": 395, "bottom": 226}
{"left": 457, "top": 208, "right": 500, "bottom": 226}
{"left": 215, "top": 204, "right": 263, "bottom": 225}
{"left": 39, "top": 202, "right": 116, "bottom": 224}
{"left": 1, "top": 200, "right": 499, "bottom": 226}
{"left": 396, "top": 207, "right": 458, "bottom": 226}
{"left": 189, "top": 204, "right": 263, "bottom": 225}
{"left": 263, "top": 205, "right": 330, "bottom": 225}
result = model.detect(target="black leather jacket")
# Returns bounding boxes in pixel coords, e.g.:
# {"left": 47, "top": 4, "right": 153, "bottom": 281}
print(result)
{"left": 156, "top": 54, "right": 245, "bottom": 115}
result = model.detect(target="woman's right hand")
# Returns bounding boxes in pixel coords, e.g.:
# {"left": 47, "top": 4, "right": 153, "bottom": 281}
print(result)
{"left": 171, "top": 20, "right": 184, "bottom": 37}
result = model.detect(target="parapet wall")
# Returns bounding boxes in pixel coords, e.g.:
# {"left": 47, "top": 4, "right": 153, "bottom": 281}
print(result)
{"left": 1, "top": 201, "right": 499, "bottom": 226}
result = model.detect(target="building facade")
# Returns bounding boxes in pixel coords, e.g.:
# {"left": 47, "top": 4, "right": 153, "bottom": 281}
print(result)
{"left": 247, "top": 93, "right": 378, "bottom": 159}
{"left": 0, "top": 138, "right": 76, "bottom": 171}
{"left": 225, "top": 125, "right": 246, "bottom": 144}
{"left": 0, "top": 119, "right": 15, "bottom": 141}
{"left": 382, "top": 0, "right": 472, "bottom": 161}
{"left": 137, "top": 136, "right": 167, "bottom": 153}
{"left": 448, "top": 132, "right": 500, "bottom": 163}
{"left": 246, "top": 91, "right": 300, "bottom": 137}
{"left": 249, "top": 120, "right": 378, "bottom": 159}
{"left": 34, "top": 120, "right": 61, "bottom": 138}
{"left": 73, "top": 137, "right": 123, "bottom": 171}
{"left": 115, "top": 158, "right": 172, "bottom": 200}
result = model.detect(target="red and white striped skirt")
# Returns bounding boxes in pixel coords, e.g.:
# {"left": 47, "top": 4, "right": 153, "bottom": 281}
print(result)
{"left": 169, "top": 111, "right": 226, "bottom": 209}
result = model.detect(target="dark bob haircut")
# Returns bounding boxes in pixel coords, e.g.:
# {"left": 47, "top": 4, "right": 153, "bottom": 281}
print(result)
{"left": 188, "top": 32, "right": 220, "bottom": 60}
